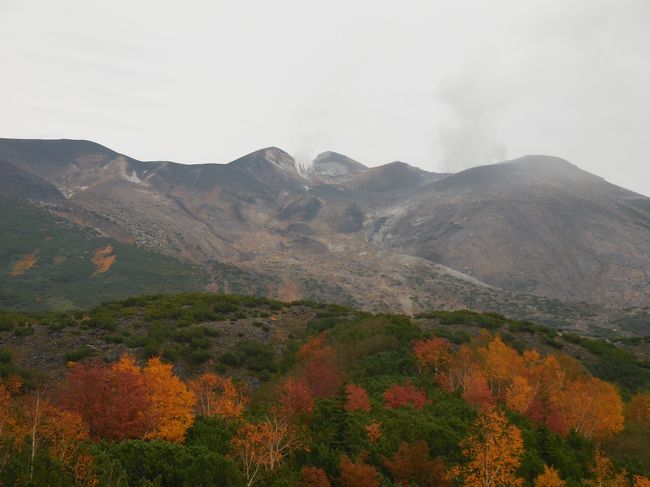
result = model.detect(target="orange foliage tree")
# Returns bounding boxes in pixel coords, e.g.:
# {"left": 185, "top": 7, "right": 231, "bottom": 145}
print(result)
{"left": 383, "top": 441, "right": 449, "bottom": 487}
{"left": 479, "top": 336, "right": 524, "bottom": 399}
{"left": 440, "top": 334, "right": 625, "bottom": 441}
{"left": 451, "top": 408, "right": 524, "bottom": 487}
{"left": 40, "top": 405, "right": 96, "bottom": 487}
{"left": 506, "top": 375, "right": 534, "bottom": 414}
{"left": 383, "top": 383, "right": 428, "bottom": 409}
{"left": 339, "top": 452, "right": 380, "bottom": 487}
{"left": 365, "top": 421, "right": 382, "bottom": 443}
{"left": 587, "top": 449, "right": 627, "bottom": 487}
{"left": 557, "top": 377, "right": 624, "bottom": 440}
{"left": 0, "top": 378, "right": 21, "bottom": 477}
{"left": 189, "top": 372, "right": 247, "bottom": 418}
{"left": 634, "top": 475, "right": 650, "bottom": 487}
{"left": 414, "top": 338, "right": 452, "bottom": 375}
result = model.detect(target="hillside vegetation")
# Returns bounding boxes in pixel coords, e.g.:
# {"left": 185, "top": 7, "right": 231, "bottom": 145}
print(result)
{"left": 0, "top": 293, "right": 649, "bottom": 486}
{"left": 0, "top": 199, "right": 206, "bottom": 310}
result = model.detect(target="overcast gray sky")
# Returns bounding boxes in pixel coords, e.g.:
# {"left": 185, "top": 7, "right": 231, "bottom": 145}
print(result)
{"left": 1, "top": 0, "right": 649, "bottom": 195}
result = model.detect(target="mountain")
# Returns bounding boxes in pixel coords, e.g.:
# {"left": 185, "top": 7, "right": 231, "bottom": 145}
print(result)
{"left": 1, "top": 138, "right": 649, "bottom": 333}
{"left": 373, "top": 156, "right": 650, "bottom": 306}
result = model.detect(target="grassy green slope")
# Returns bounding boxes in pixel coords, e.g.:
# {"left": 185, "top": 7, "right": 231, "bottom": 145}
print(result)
{"left": 0, "top": 199, "right": 207, "bottom": 310}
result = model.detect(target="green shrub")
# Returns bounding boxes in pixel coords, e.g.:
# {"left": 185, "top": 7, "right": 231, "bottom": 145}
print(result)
{"left": 64, "top": 347, "right": 95, "bottom": 362}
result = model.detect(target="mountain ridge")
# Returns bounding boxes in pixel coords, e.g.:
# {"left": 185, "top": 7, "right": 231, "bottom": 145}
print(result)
{"left": 1, "top": 137, "right": 649, "bottom": 329}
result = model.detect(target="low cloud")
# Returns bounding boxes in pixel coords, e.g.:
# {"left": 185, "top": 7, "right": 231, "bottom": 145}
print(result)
{"left": 435, "top": 56, "right": 509, "bottom": 173}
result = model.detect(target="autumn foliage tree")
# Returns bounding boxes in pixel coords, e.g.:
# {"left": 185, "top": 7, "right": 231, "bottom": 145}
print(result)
{"left": 587, "top": 449, "right": 628, "bottom": 487}
{"left": 0, "top": 377, "right": 21, "bottom": 478}
{"left": 344, "top": 384, "right": 371, "bottom": 413}
{"left": 451, "top": 408, "right": 524, "bottom": 487}
{"left": 462, "top": 370, "right": 495, "bottom": 409}
{"left": 534, "top": 465, "right": 566, "bottom": 487}
{"left": 339, "top": 452, "right": 380, "bottom": 487}
{"left": 60, "top": 358, "right": 153, "bottom": 441}
{"left": 439, "top": 335, "right": 625, "bottom": 441}
{"left": 300, "top": 466, "right": 331, "bottom": 487}
{"left": 231, "top": 414, "right": 304, "bottom": 486}
{"left": 189, "top": 372, "right": 247, "bottom": 419}
{"left": 61, "top": 355, "right": 196, "bottom": 443}
{"left": 279, "top": 377, "right": 315, "bottom": 417}
{"left": 557, "top": 377, "right": 624, "bottom": 440}
{"left": 414, "top": 338, "right": 452, "bottom": 375}
{"left": 296, "top": 334, "right": 343, "bottom": 400}
{"left": 383, "top": 441, "right": 449, "bottom": 487}
{"left": 142, "top": 356, "right": 196, "bottom": 442}
{"left": 634, "top": 476, "right": 650, "bottom": 487}
{"left": 365, "top": 421, "right": 382, "bottom": 443}
{"left": 479, "top": 336, "right": 524, "bottom": 400}
{"left": 383, "top": 383, "right": 428, "bottom": 409}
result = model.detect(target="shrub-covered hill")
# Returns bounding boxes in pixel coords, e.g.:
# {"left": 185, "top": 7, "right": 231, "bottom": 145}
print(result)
{"left": 0, "top": 293, "right": 649, "bottom": 486}
{"left": 0, "top": 198, "right": 207, "bottom": 310}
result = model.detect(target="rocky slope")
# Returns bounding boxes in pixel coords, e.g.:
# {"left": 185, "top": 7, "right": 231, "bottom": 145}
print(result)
{"left": 1, "top": 138, "right": 649, "bottom": 331}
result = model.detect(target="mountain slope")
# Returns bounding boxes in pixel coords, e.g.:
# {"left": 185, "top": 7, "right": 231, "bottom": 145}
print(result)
{"left": 0, "top": 198, "right": 206, "bottom": 310}
{"left": 373, "top": 155, "right": 650, "bottom": 307}
{"left": 1, "top": 139, "right": 649, "bottom": 326}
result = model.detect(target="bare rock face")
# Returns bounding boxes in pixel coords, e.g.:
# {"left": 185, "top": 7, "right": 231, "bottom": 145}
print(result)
{"left": 1, "top": 138, "right": 649, "bottom": 321}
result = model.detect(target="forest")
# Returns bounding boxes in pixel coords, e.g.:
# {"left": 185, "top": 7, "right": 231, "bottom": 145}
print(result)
{"left": 0, "top": 294, "right": 649, "bottom": 486}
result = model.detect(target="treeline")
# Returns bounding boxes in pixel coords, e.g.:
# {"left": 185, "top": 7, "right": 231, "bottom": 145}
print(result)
{"left": 0, "top": 311, "right": 649, "bottom": 485}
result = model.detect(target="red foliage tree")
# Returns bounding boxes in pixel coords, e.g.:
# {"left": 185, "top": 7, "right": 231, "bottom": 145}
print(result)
{"left": 344, "top": 384, "right": 371, "bottom": 413}
{"left": 339, "top": 453, "right": 380, "bottom": 487}
{"left": 384, "top": 441, "right": 450, "bottom": 487}
{"left": 303, "top": 359, "right": 342, "bottom": 399}
{"left": 60, "top": 361, "right": 152, "bottom": 441}
{"left": 300, "top": 466, "right": 331, "bottom": 487}
{"left": 383, "top": 383, "right": 428, "bottom": 409}
{"left": 462, "top": 370, "right": 495, "bottom": 409}
{"left": 279, "top": 377, "right": 315, "bottom": 417}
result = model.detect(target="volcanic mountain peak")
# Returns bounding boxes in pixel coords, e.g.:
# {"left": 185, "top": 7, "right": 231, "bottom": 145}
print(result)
{"left": 310, "top": 151, "right": 367, "bottom": 181}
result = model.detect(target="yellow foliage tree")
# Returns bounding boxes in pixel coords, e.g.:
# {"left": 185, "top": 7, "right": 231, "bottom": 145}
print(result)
{"left": 480, "top": 336, "right": 524, "bottom": 399}
{"left": 143, "top": 357, "right": 196, "bottom": 442}
{"left": 534, "top": 465, "right": 566, "bottom": 487}
{"left": 451, "top": 408, "right": 524, "bottom": 487}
